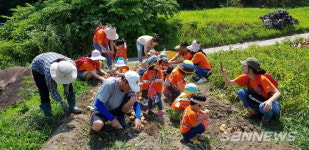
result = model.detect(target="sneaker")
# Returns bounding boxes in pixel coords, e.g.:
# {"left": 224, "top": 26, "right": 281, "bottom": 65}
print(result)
{"left": 157, "top": 110, "right": 164, "bottom": 116}
{"left": 197, "top": 78, "right": 207, "bottom": 84}
{"left": 71, "top": 106, "right": 82, "bottom": 113}
{"left": 191, "top": 139, "right": 201, "bottom": 145}
{"left": 145, "top": 109, "right": 152, "bottom": 113}
{"left": 180, "top": 139, "right": 196, "bottom": 147}
{"left": 261, "top": 120, "right": 269, "bottom": 126}
{"left": 244, "top": 112, "right": 258, "bottom": 119}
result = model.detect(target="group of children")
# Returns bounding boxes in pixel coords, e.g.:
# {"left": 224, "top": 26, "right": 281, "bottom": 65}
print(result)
{"left": 77, "top": 38, "right": 209, "bottom": 147}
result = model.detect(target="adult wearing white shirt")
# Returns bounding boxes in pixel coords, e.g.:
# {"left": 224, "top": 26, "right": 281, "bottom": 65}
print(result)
{"left": 136, "top": 35, "right": 159, "bottom": 62}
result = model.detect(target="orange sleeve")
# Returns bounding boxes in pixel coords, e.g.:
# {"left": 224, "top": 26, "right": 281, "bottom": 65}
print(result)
{"left": 234, "top": 74, "right": 249, "bottom": 86}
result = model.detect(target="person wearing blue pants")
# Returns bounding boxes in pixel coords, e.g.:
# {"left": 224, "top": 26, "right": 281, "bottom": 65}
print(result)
{"left": 221, "top": 57, "right": 281, "bottom": 125}
{"left": 93, "top": 26, "right": 119, "bottom": 70}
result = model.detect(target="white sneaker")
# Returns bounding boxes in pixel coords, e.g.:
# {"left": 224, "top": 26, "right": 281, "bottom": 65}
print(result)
{"left": 197, "top": 78, "right": 207, "bottom": 84}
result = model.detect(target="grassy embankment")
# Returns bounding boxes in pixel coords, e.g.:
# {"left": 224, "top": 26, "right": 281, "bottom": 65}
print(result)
{"left": 0, "top": 7, "right": 308, "bottom": 149}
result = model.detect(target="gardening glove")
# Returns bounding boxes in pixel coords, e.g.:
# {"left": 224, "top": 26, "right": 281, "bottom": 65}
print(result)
{"left": 60, "top": 101, "right": 68, "bottom": 112}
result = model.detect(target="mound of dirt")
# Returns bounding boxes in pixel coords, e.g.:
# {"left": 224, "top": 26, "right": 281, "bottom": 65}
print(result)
{"left": 0, "top": 67, "right": 35, "bottom": 110}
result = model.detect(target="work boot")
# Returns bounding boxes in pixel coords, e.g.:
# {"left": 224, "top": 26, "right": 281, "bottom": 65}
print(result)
{"left": 39, "top": 103, "right": 52, "bottom": 117}
{"left": 67, "top": 92, "right": 82, "bottom": 113}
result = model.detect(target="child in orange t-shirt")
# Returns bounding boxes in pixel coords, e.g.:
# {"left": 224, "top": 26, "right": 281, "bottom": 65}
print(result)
{"left": 115, "top": 39, "right": 128, "bottom": 64}
{"left": 112, "top": 58, "right": 130, "bottom": 76}
{"left": 180, "top": 93, "right": 209, "bottom": 146}
{"left": 142, "top": 56, "right": 164, "bottom": 116}
{"left": 164, "top": 60, "right": 195, "bottom": 101}
{"left": 170, "top": 83, "right": 198, "bottom": 121}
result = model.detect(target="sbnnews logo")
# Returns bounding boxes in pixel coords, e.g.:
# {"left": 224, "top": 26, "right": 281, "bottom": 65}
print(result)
{"left": 220, "top": 131, "right": 297, "bottom": 142}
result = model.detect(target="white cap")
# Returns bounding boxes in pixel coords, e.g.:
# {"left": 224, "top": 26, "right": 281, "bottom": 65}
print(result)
{"left": 124, "top": 71, "right": 140, "bottom": 92}
{"left": 90, "top": 49, "right": 105, "bottom": 60}
{"left": 50, "top": 61, "right": 77, "bottom": 84}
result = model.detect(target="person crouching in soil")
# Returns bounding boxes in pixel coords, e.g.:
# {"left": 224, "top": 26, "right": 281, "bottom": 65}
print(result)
{"left": 76, "top": 50, "right": 108, "bottom": 81}
{"left": 90, "top": 71, "right": 143, "bottom": 131}
{"left": 180, "top": 93, "right": 209, "bottom": 146}
{"left": 221, "top": 57, "right": 281, "bottom": 126}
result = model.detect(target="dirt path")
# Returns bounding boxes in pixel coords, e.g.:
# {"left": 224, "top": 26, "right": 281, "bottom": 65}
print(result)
{"left": 41, "top": 82, "right": 298, "bottom": 150}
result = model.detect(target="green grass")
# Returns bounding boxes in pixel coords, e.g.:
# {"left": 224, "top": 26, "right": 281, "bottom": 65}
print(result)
{"left": 0, "top": 80, "right": 89, "bottom": 149}
{"left": 164, "top": 7, "right": 309, "bottom": 49}
{"left": 206, "top": 39, "right": 309, "bottom": 149}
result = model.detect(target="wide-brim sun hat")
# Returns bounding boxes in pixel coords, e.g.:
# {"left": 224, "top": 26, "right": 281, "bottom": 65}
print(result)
{"left": 104, "top": 26, "right": 119, "bottom": 40}
{"left": 187, "top": 40, "right": 201, "bottom": 53}
{"left": 124, "top": 71, "right": 140, "bottom": 92}
{"left": 146, "top": 56, "right": 158, "bottom": 67}
{"left": 240, "top": 57, "right": 260, "bottom": 71}
{"left": 50, "top": 61, "right": 77, "bottom": 84}
{"left": 179, "top": 60, "right": 195, "bottom": 73}
{"left": 90, "top": 49, "right": 105, "bottom": 60}
{"left": 115, "top": 60, "right": 126, "bottom": 67}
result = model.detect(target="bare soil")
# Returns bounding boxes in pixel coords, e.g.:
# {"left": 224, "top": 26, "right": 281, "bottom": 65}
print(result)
{"left": 0, "top": 67, "right": 300, "bottom": 150}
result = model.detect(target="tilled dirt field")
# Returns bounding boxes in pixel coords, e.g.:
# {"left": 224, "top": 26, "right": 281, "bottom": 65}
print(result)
{"left": 0, "top": 67, "right": 299, "bottom": 150}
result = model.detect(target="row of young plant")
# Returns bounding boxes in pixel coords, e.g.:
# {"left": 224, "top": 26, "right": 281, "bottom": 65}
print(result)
{"left": 207, "top": 40, "right": 308, "bottom": 149}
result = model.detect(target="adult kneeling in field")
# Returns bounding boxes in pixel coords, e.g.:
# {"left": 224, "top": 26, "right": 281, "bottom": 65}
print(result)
{"left": 31, "top": 52, "right": 82, "bottom": 116}
{"left": 76, "top": 50, "right": 108, "bottom": 81}
{"left": 90, "top": 71, "right": 143, "bottom": 131}
{"left": 221, "top": 57, "right": 281, "bottom": 126}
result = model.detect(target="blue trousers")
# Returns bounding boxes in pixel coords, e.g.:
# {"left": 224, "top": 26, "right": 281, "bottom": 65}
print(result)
{"left": 237, "top": 89, "right": 280, "bottom": 121}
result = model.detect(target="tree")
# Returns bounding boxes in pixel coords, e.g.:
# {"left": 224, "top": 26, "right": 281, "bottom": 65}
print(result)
{"left": 0, "top": 0, "right": 179, "bottom": 69}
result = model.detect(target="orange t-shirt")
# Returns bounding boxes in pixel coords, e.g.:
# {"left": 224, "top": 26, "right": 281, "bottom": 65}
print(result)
{"left": 116, "top": 66, "right": 130, "bottom": 73}
{"left": 77, "top": 60, "right": 102, "bottom": 72}
{"left": 180, "top": 107, "right": 208, "bottom": 134}
{"left": 171, "top": 97, "right": 190, "bottom": 110}
{"left": 141, "top": 69, "right": 163, "bottom": 93}
{"left": 177, "top": 52, "right": 193, "bottom": 60}
{"left": 234, "top": 74, "right": 276, "bottom": 98}
{"left": 191, "top": 52, "right": 212, "bottom": 70}
{"left": 116, "top": 46, "right": 128, "bottom": 59}
{"left": 93, "top": 29, "right": 109, "bottom": 44}
{"left": 167, "top": 67, "right": 186, "bottom": 92}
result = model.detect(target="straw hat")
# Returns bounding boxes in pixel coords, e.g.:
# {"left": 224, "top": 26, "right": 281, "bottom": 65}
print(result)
{"left": 178, "top": 60, "right": 195, "bottom": 73}
{"left": 50, "top": 61, "right": 77, "bottom": 84}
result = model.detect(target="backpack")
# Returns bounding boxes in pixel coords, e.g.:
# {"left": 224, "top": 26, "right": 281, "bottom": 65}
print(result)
{"left": 256, "top": 73, "right": 278, "bottom": 89}
{"left": 75, "top": 57, "right": 94, "bottom": 67}
{"left": 246, "top": 73, "right": 278, "bottom": 91}
{"left": 93, "top": 25, "right": 108, "bottom": 35}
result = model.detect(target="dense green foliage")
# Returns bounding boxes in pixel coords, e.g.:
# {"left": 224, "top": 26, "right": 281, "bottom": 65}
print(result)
{"left": 2, "top": 6, "right": 309, "bottom": 69}
{"left": 0, "top": 0, "right": 178, "bottom": 69}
